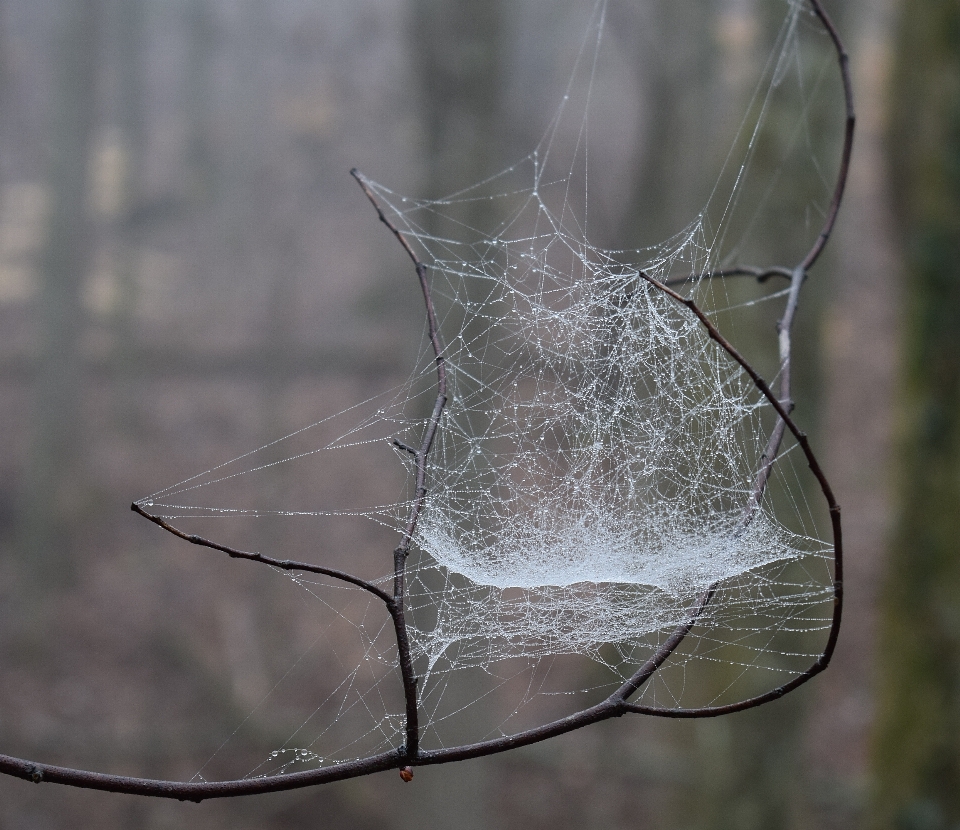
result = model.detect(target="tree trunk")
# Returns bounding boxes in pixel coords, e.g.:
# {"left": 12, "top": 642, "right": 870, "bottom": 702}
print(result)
{"left": 872, "top": 1, "right": 960, "bottom": 825}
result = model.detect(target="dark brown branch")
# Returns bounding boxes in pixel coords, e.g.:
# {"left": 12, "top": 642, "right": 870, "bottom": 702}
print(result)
{"left": 350, "top": 169, "right": 448, "bottom": 560}
{"left": 393, "top": 439, "right": 418, "bottom": 455}
{"left": 411, "top": 0, "right": 854, "bottom": 727}
{"left": 663, "top": 265, "right": 793, "bottom": 287}
{"left": 613, "top": 585, "right": 718, "bottom": 703}
{"left": 0, "top": 0, "right": 850, "bottom": 800}
{"left": 387, "top": 547, "right": 420, "bottom": 758}
{"left": 0, "top": 748, "right": 405, "bottom": 801}
{"left": 801, "top": 0, "right": 855, "bottom": 272}
{"left": 350, "top": 167, "right": 450, "bottom": 761}
{"left": 609, "top": 0, "right": 852, "bottom": 713}
{"left": 130, "top": 502, "right": 393, "bottom": 604}
{"left": 624, "top": 262, "right": 844, "bottom": 715}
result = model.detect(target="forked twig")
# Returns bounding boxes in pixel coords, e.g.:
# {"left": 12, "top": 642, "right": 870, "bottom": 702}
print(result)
{"left": 349, "top": 166, "right": 449, "bottom": 760}
{"left": 0, "top": 0, "right": 850, "bottom": 799}
{"left": 622, "top": 0, "right": 852, "bottom": 713}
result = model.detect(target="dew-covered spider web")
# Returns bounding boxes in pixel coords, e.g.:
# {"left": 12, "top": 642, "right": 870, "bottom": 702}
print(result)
{"left": 140, "top": 0, "right": 841, "bottom": 778}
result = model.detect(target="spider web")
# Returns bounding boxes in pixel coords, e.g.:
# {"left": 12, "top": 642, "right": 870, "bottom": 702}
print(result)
{"left": 141, "top": 0, "right": 840, "bottom": 777}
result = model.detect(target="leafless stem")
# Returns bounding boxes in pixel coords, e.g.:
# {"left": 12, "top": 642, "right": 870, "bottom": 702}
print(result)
{"left": 621, "top": 263, "right": 843, "bottom": 715}
{"left": 130, "top": 502, "right": 392, "bottom": 604}
{"left": 802, "top": 0, "right": 855, "bottom": 273}
{"left": 613, "top": 0, "right": 852, "bottom": 707}
{"left": 613, "top": 585, "right": 718, "bottom": 702}
{"left": 0, "top": 0, "right": 850, "bottom": 799}
{"left": 350, "top": 167, "right": 450, "bottom": 761}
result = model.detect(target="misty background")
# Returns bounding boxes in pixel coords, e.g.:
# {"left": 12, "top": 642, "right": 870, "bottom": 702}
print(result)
{"left": 0, "top": 0, "right": 954, "bottom": 827}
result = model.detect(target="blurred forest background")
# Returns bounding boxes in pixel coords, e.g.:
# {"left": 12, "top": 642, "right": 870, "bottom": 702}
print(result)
{"left": 0, "top": 0, "right": 955, "bottom": 827}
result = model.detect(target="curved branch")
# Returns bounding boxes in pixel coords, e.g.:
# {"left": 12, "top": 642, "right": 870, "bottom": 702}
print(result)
{"left": 0, "top": 748, "right": 404, "bottom": 801}
{"left": 600, "top": 0, "right": 852, "bottom": 712}
{"left": 130, "top": 502, "right": 393, "bottom": 604}
{"left": 801, "top": 0, "right": 855, "bottom": 272}
{"left": 350, "top": 169, "right": 448, "bottom": 562}
{"left": 620, "top": 266, "right": 844, "bottom": 715}
{"left": 350, "top": 167, "right": 451, "bottom": 761}
{"left": 0, "top": 0, "right": 850, "bottom": 800}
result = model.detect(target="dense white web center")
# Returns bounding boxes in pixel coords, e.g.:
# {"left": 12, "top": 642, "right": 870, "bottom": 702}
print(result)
{"left": 367, "top": 172, "right": 825, "bottom": 673}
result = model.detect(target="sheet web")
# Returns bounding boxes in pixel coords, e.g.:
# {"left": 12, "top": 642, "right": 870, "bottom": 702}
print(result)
{"left": 142, "top": 0, "right": 839, "bottom": 777}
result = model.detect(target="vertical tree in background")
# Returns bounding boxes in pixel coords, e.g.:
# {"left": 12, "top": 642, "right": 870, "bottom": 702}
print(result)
{"left": 23, "top": 0, "right": 99, "bottom": 583}
{"left": 110, "top": 0, "right": 145, "bottom": 358}
{"left": 874, "top": 1, "right": 960, "bottom": 825}
{"left": 184, "top": 0, "right": 216, "bottom": 205}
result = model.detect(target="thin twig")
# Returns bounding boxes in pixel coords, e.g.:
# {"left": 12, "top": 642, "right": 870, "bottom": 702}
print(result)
{"left": 350, "top": 167, "right": 450, "bottom": 761}
{"left": 0, "top": 748, "right": 405, "bottom": 801}
{"left": 801, "top": 0, "right": 855, "bottom": 273}
{"left": 130, "top": 502, "right": 393, "bottom": 604}
{"left": 599, "top": 0, "right": 852, "bottom": 712}
{"left": 0, "top": 0, "right": 850, "bottom": 798}
{"left": 620, "top": 265, "right": 844, "bottom": 715}
{"left": 612, "top": 585, "right": 718, "bottom": 702}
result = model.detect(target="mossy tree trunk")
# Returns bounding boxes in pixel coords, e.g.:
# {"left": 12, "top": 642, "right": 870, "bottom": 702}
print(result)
{"left": 873, "top": 2, "right": 960, "bottom": 826}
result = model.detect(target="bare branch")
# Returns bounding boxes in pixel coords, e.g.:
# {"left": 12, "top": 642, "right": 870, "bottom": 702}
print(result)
{"left": 351, "top": 167, "right": 452, "bottom": 761}
{"left": 601, "top": 0, "right": 854, "bottom": 711}
{"left": 393, "top": 439, "right": 418, "bottom": 455}
{"left": 613, "top": 584, "right": 718, "bottom": 703}
{"left": 130, "top": 502, "right": 393, "bottom": 604}
{"left": 624, "top": 261, "right": 844, "bottom": 715}
{"left": 802, "top": 0, "right": 855, "bottom": 273}
{"left": 0, "top": 0, "right": 851, "bottom": 799}
{"left": 0, "top": 748, "right": 404, "bottom": 801}
{"left": 651, "top": 0, "right": 851, "bottom": 688}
